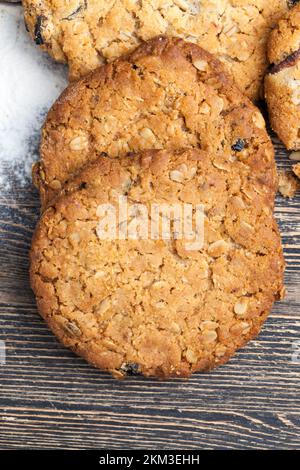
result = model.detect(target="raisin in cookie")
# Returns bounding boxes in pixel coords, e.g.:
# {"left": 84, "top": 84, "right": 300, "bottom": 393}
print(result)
{"left": 30, "top": 148, "right": 284, "bottom": 378}
{"left": 34, "top": 36, "right": 273, "bottom": 208}
{"left": 23, "top": 0, "right": 291, "bottom": 99}
{"left": 265, "top": 3, "right": 300, "bottom": 150}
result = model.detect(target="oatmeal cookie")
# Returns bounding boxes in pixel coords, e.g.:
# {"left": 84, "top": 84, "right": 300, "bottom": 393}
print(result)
{"left": 23, "top": 0, "right": 292, "bottom": 99}
{"left": 34, "top": 36, "right": 273, "bottom": 208}
{"left": 30, "top": 148, "right": 284, "bottom": 378}
{"left": 265, "top": 2, "right": 300, "bottom": 150}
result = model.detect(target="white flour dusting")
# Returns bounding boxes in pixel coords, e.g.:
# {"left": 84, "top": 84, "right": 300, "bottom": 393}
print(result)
{"left": 0, "top": 5, "right": 67, "bottom": 191}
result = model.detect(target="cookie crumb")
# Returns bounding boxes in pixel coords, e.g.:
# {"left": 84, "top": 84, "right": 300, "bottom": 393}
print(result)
{"left": 278, "top": 170, "right": 299, "bottom": 198}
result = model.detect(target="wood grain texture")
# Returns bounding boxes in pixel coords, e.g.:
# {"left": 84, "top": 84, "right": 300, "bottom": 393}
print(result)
{"left": 0, "top": 133, "right": 299, "bottom": 450}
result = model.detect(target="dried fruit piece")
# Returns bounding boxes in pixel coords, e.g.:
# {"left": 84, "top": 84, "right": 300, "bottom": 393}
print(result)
{"left": 231, "top": 139, "right": 246, "bottom": 152}
{"left": 268, "top": 49, "right": 300, "bottom": 75}
{"left": 120, "top": 362, "right": 141, "bottom": 376}
{"left": 34, "top": 15, "right": 45, "bottom": 45}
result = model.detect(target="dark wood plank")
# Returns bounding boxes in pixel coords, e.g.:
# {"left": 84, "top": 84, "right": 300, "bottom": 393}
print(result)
{"left": 0, "top": 135, "right": 299, "bottom": 450}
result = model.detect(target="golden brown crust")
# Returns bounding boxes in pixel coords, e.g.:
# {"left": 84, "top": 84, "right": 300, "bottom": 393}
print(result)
{"left": 30, "top": 148, "right": 285, "bottom": 379}
{"left": 36, "top": 36, "right": 274, "bottom": 208}
{"left": 23, "top": 0, "right": 291, "bottom": 99}
{"left": 265, "top": 3, "right": 300, "bottom": 150}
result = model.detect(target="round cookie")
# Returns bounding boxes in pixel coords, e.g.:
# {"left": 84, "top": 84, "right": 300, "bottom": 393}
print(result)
{"left": 23, "top": 0, "right": 291, "bottom": 99}
{"left": 265, "top": 2, "right": 300, "bottom": 150}
{"left": 35, "top": 36, "right": 274, "bottom": 208}
{"left": 30, "top": 148, "right": 284, "bottom": 379}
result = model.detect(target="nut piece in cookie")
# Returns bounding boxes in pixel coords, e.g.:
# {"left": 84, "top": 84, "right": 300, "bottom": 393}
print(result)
{"left": 36, "top": 36, "right": 274, "bottom": 208}
{"left": 265, "top": 3, "right": 300, "bottom": 150}
{"left": 23, "top": 0, "right": 291, "bottom": 100}
{"left": 30, "top": 148, "right": 284, "bottom": 379}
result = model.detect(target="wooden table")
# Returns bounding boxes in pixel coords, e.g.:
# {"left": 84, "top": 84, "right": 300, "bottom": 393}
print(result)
{"left": 0, "top": 134, "right": 299, "bottom": 450}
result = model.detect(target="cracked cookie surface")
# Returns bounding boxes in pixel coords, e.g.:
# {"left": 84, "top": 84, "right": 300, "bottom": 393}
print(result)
{"left": 35, "top": 36, "right": 274, "bottom": 208}
{"left": 265, "top": 3, "right": 300, "bottom": 150}
{"left": 23, "top": 0, "right": 291, "bottom": 99}
{"left": 30, "top": 148, "right": 284, "bottom": 378}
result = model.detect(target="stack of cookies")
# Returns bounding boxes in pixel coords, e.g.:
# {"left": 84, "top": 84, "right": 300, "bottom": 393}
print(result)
{"left": 29, "top": 35, "right": 285, "bottom": 378}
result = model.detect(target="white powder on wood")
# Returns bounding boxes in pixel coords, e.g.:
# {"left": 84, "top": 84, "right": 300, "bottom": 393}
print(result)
{"left": 0, "top": 5, "right": 67, "bottom": 191}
